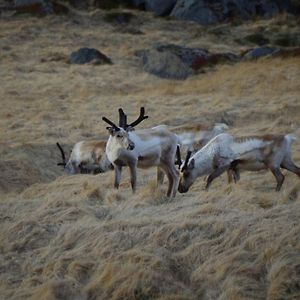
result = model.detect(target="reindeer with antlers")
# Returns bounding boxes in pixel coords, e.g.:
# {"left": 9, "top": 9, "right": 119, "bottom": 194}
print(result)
{"left": 102, "top": 107, "right": 180, "bottom": 198}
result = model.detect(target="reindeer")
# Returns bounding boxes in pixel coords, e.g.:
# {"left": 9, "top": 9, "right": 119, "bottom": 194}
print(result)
{"left": 56, "top": 140, "right": 113, "bottom": 174}
{"left": 170, "top": 121, "right": 228, "bottom": 150}
{"left": 103, "top": 107, "right": 180, "bottom": 198}
{"left": 178, "top": 133, "right": 236, "bottom": 193}
{"left": 178, "top": 133, "right": 299, "bottom": 193}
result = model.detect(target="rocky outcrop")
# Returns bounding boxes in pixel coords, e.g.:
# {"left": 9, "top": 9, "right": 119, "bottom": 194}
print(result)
{"left": 134, "top": 0, "right": 300, "bottom": 25}
{"left": 69, "top": 48, "right": 112, "bottom": 65}
{"left": 136, "top": 44, "right": 238, "bottom": 79}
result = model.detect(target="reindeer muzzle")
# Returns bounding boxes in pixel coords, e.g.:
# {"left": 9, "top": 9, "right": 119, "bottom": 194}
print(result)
{"left": 178, "top": 183, "right": 189, "bottom": 194}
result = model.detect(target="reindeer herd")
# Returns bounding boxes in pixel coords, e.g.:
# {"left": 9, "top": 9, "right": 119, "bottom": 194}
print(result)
{"left": 57, "top": 107, "right": 300, "bottom": 198}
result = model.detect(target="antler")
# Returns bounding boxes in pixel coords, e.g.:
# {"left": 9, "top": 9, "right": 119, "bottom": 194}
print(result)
{"left": 102, "top": 116, "right": 120, "bottom": 131}
{"left": 175, "top": 145, "right": 182, "bottom": 168}
{"left": 127, "top": 107, "right": 148, "bottom": 128}
{"left": 182, "top": 150, "right": 192, "bottom": 171}
{"left": 118, "top": 108, "right": 127, "bottom": 129}
{"left": 56, "top": 142, "right": 66, "bottom": 167}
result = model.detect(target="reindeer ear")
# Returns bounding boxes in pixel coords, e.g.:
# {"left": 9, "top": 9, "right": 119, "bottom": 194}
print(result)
{"left": 189, "top": 158, "right": 195, "bottom": 169}
{"left": 106, "top": 127, "right": 115, "bottom": 135}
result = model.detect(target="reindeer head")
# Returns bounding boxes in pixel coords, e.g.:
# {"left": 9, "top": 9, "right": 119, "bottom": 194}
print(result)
{"left": 178, "top": 150, "right": 197, "bottom": 193}
{"left": 102, "top": 107, "right": 149, "bottom": 152}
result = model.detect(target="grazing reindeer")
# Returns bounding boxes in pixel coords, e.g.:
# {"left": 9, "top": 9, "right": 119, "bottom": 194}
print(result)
{"left": 178, "top": 133, "right": 236, "bottom": 193}
{"left": 56, "top": 140, "right": 113, "bottom": 174}
{"left": 103, "top": 107, "right": 180, "bottom": 198}
{"left": 178, "top": 133, "right": 300, "bottom": 193}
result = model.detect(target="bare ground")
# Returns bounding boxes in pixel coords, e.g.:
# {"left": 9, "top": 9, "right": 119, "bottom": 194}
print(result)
{"left": 0, "top": 10, "right": 300, "bottom": 300}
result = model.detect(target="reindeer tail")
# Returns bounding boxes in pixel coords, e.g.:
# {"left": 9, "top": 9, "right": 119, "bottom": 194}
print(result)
{"left": 285, "top": 134, "right": 297, "bottom": 145}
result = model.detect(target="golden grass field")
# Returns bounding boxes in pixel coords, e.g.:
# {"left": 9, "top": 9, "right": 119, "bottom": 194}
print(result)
{"left": 0, "top": 9, "right": 300, "bottom": 300}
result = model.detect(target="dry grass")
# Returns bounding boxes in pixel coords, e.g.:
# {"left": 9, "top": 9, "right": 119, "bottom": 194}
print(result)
{"left": 0, "top": 9, "right": 300, "bottom": 300}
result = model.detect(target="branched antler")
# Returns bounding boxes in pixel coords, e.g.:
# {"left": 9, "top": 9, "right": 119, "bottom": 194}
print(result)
{"left": 103, "top": 107, "right": 148, "bottom": 132}
{"left": 127, "top": 107, "right": 148, "bottom": 128}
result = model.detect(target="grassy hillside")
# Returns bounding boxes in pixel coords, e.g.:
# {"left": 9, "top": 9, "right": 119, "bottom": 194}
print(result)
{"left": 0, "top": 10, "right": 299, "bottom": 300}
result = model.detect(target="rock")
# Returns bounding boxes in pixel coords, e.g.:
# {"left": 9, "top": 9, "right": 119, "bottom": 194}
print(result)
{"left": 136, "top": 44, "right": 239, "bottom": 79}
{"left": 170, "top": 0, "right": 220, "bottom": 25}
{"left": 132, "top": 0, "right": 299, "bottom": 25}
{"left": 243, "top": 47, "right": 280, "bottom": 60}
{"left": 137, "top": 48, "right": 193, "bottom": 80}
{"left": 69, "top": 48, "right": 112, "bottom": 65}
{"left": 144, "top": 0, "right": 177, "bottom": 16}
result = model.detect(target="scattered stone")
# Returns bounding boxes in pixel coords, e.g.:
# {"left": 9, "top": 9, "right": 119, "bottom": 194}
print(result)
{"left": 243, "top": 47, "right": 280, "bottom": 60}
{"left": 69, "top": 48, "right": 112, "bottom": 65}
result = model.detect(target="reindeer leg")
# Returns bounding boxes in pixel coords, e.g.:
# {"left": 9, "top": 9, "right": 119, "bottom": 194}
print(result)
{"left": 114, "top": 165, "right": 122, "bottom": 189}
{"left": 169, "top": 164, "right": 179, "bottom": 198}
{"left": 160, "top": 163, "right": 173, "bottom": 197}
{"left": 166, "top": 171, "right": 174, "bottom": 198}
{"left": 229, "top": 160, "right": 241, "bottom": 183}
{"left": 205, "top": 166, "right": 229, "bottom": 190}
{"left": 227, "top": 170, "right": 234, "bottom": 184}
{"left": 281, "top": 159, "right": 300, "bottom": 177}
{"left": 161, "top": 158, "right": 179, "bottom": 198}
{"left": 269, "top": 167, "right": 285, "bottom": 191}
{"left": 128, "top": 160, "right": 137, "bottom": 194}
{"left": 157, "top": 167, "right": 165, "bottom": 186}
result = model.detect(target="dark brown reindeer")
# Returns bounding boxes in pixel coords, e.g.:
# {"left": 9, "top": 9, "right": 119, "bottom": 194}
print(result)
{"left": 103, "top": 107, "right": 180, "bottom": 198}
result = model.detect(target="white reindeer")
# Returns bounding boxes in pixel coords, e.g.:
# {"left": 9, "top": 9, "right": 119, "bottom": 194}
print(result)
{"left": 103, "top": 108, "right": 180, "bottom": 198}
{"left": 56, "top": 140, "right": 113, "bottom": 174}
{"left": 178, "top": 133, "right": 299, "bottom": 193}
